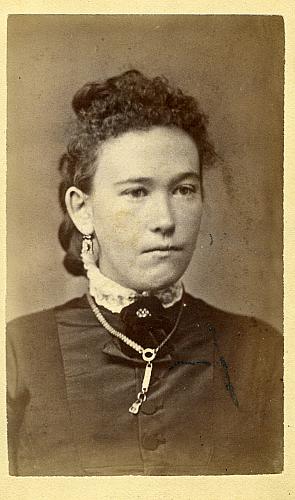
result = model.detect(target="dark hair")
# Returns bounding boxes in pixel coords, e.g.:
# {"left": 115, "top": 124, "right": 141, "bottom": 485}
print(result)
{"left": 58, "top": 69, "right": 217, "bottom": 276}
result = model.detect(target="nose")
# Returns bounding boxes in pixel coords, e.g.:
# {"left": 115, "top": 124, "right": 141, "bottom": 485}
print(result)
{"left": 148, "top": 194, "right": 175, "bottom": 235}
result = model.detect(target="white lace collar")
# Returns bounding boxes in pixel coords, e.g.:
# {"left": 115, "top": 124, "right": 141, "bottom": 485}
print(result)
{"left": 85, "top": 262, "right": 183, "bottom": 314}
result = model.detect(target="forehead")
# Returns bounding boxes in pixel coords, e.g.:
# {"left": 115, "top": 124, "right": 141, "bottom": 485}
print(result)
{"left": 95, "top": 126, "right": 200, "bottom": 183}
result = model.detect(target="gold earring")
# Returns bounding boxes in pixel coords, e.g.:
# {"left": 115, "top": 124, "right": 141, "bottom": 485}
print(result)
{"left": 81, "top": 234, "right": 94, "bottom": 256}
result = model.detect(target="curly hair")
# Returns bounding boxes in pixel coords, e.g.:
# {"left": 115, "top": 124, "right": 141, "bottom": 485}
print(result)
{"left": 58, "top": 69, "right": 217, "bottom": 276}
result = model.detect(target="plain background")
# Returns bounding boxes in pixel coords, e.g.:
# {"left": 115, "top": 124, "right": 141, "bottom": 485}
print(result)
{"left": 7, "top": 15, "right": 284, "bottom": 329}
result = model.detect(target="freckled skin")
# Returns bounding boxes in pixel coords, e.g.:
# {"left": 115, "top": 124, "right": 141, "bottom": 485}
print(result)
{"left": 89, "top": 126, "right": 203, "bottom": 292}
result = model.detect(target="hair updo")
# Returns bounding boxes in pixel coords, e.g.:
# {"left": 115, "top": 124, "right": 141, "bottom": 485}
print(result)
{"left": 58, "top": 69, "right": 217, "bottom": 276}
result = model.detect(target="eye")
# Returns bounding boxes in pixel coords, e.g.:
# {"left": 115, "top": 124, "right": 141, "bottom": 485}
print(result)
{"left": 173, "top": 185, "right": 197, "bottom": 197}
{"left": 122, "top": 187, "right": 148, "bottom": 199}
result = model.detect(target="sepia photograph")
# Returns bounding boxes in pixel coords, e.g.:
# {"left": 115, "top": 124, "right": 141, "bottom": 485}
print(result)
{"left": 6, "top": 14, "right": 284, "bottom": 476}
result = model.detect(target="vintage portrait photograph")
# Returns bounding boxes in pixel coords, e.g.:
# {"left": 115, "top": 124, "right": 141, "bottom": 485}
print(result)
{"left": 6, "top": 14, "right": 284, "bottom": 477}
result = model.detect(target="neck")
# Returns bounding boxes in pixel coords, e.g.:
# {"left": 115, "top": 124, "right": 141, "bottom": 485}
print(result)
{"left": 84, "top": 262, "right": 183, "bottom": 313}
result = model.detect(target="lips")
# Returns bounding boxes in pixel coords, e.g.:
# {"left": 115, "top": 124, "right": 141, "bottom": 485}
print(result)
{"left": 142, "top": 245, "right": 182, "bottom": 253}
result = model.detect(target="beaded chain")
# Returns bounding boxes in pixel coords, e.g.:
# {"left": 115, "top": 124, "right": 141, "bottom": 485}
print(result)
{"left": 86, "top": 292, "right": 185, "bottom": 414}
{"left": 87, "top": 293, "right": 144, "bottom": 354}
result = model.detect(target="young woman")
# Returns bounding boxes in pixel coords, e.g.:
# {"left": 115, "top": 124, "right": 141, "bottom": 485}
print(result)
{"left": 7, "top": 70, "right": 283, "bottom": 476}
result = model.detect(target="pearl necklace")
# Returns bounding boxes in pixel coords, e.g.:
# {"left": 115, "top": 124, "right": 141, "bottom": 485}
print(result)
{"left": 87, "top": 292, "right": 185, "bottom": 414}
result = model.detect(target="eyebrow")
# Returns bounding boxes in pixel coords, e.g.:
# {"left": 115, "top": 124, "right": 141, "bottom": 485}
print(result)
{"left": 114, "top": 172, "right": 200, "bottom": 186}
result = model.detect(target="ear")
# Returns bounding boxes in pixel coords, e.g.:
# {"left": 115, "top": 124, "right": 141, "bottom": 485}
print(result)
{"left": 65, "top": 186, "right": 94, "bottom": 235}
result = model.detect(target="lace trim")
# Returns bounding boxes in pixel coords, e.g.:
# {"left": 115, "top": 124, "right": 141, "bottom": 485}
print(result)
{"left": 84, "top": 261, "right": 183, "bottom": 313}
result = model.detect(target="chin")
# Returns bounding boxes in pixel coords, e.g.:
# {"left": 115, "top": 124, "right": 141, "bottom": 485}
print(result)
{"left": 133, "top": 268, "right": 185, "bottom": 292}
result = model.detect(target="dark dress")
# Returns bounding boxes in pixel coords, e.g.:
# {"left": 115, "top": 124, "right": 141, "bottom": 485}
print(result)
{"left": 6, "top": 293, "right": 283, "bottom": 476}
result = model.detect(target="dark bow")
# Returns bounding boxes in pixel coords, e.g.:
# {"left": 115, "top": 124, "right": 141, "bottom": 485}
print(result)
{"left": 119, "top": 296, "right": 174, "bottom": 358}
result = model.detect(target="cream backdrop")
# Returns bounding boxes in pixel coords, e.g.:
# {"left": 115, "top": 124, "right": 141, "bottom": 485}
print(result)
{"left": 7, "top": 15, "right": 283, "bottom": 329}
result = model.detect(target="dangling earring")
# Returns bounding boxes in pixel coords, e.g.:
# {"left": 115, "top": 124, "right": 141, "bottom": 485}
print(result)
{"left": 81, "top": 233, "right": 96, "bottom": 271}
{"left": 81, "top": 234, "right": 93, "bottom": 255}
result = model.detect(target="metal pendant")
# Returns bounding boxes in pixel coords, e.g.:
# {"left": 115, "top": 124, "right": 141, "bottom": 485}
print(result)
{"left": 142, "top": 362, "right": 153, "bottom": 392}
{"left": 129, "top": 392, "right": 147, "bottom": 414}
{"left": 129, "top": 360, "right": 154, "bottom": 414}
{"left": 142, "top": 348, "right": 156, "bottom": 362}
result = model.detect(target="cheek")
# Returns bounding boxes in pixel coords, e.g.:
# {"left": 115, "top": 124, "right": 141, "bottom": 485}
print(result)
{"left": 176, "top": 201, "right": 202, "bottom": 235}
{"left": 93, "top": 205, "right": 142, "bottom": 249}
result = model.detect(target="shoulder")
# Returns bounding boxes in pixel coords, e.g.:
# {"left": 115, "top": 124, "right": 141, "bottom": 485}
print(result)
{"left": 184, "top": 291, "right": 281, "bottom": 336}
{"left": 183, "top": 292, "right": 282, "bottom": 363}
{"left": 7, "top": 295, "right": 87, "bottom": 346}
{"left": 7, "top": 308, "right": 55, "bottom": 350}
